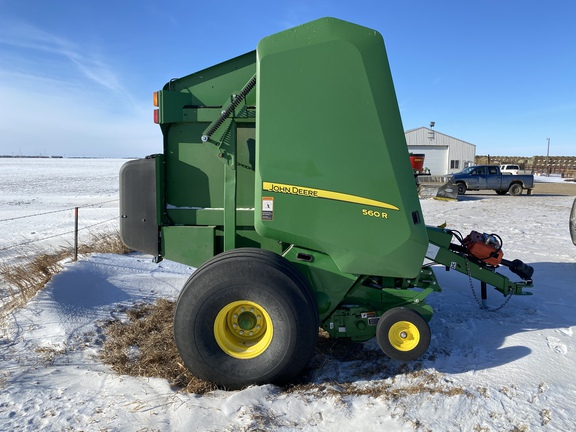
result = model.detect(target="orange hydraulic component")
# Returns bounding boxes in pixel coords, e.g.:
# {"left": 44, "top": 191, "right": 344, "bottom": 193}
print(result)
{"left": 463, "top": 231, "right": 503, "bottom": 266}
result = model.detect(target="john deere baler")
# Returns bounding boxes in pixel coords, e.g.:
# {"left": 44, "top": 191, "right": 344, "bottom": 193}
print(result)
{"left": 120, "top": 18, "right": 534, "bottom": 389}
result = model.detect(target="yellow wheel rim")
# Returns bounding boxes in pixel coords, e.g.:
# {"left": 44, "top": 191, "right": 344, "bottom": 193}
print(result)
{"left": 388, "top": 320, "right": 420, "bottom": 352}
{"left": 214, "top": 300, "right": 273, "bottom": 359}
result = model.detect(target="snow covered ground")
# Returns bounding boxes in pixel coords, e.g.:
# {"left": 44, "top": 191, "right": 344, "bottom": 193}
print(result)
{"left": 0, "top": 158, "right": 126, "bottom": 263}
{"left": 1, "top": 159, "right": 575, "bottom": 431}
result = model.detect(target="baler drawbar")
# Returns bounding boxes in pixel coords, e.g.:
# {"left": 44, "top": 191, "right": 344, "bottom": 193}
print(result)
{"left": 119, "top": 17, "right": 534, "bottom": 389}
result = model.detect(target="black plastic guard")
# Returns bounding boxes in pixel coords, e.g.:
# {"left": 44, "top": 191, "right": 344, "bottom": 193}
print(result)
{"left": 119, "top": 157, "right": 159, "bottom": 256}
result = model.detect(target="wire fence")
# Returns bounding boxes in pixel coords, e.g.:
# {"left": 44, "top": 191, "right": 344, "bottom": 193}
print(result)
{"left": 0, "top": 199, "right": 121, "bottom": 257}
{"left": 0, "top": 197, "right": 123, "bottom": 313}
{"left": 0, "top": 199, "right": 118, "bottom": 224}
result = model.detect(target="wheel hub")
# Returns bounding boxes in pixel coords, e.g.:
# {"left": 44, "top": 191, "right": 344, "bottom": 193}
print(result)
{"left": 237, "top": 311, "right": 257, "bottom": 331}
{"left": 214, "top": 300, "right": 273, "bottom": 359}
{"left": 388, "top": 320, "right": 420, "bottom": 351}
{"left": 230, "top": 307, "right": 264, "bottom": 338}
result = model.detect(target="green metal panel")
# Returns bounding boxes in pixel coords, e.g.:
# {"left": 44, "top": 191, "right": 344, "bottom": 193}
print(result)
{"left": 161, "top": 51, "right": 257, "bottom": 105}
{"left": 157, "top": 51, "right": 257, "bottom": 213}
{"left": 162, "top": 226, "right": 216, "bottom": 267}
{"left": 154, "top": 154, "right": 165, "bottom": 225}
{"left": 153, "top": 51, "right": 272, "bottom": 259}
{"left": 163, "top": 123, "right": 223, "bottom": 209}
{"left": 283, "top": 245, "right": 436, "bottom": 341}
{"left": 255, "top": 17, "right": 428, "bottom": 278}
{"left": 161, "top": 225, "right": 283, "bottom": 268}
{"left": 283, "top": 246, "right": 357, "bottom": 321}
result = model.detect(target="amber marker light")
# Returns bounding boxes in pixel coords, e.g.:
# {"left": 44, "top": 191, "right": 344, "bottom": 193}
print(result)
{"left": 153, "top": 92, "right": 159, "bottom": 123}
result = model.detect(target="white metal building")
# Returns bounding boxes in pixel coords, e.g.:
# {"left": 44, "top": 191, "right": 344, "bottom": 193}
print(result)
{"left": 405, "top": 127, "right": 476, "bottom": 175}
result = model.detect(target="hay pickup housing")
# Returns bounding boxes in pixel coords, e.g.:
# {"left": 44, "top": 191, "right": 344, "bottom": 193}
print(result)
{"left": 120, "top": 18, "right": 534, "bottom": 389}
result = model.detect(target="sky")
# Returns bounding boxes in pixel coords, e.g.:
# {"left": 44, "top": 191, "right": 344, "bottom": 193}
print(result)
{"left": 0, "top": 0, "right": 575, "bottom": 158}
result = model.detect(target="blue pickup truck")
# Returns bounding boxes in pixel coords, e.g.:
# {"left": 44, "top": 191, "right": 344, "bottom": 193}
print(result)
{"left": 452, "top": 165, "right": 534, "bottom": 196}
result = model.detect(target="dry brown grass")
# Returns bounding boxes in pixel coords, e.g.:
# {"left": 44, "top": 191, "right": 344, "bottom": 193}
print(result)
{"left": 285, "top": 368, "right": 469, "bottom": 400}
{"left": 98, "top": 299, "right": 470, "bottom": 400}
{"left": 0, "top": 231, "right": 129, "bottom": 315}
{"left": 99, "top": 298, "right": 216, "bottom": 394}
{"left": 78, "top": 230, "right": 130, "bottom": 256}
{"left": 0, "top": 248, "right": 68, "bottom": 312}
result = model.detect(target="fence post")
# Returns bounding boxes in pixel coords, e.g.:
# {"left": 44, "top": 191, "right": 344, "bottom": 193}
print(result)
{"left": 74, "top": 207, "right": 79, "bottom": 262}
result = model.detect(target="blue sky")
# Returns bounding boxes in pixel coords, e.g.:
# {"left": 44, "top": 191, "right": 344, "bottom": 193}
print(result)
{"left": 0, "top": 0, "right": 574, "bottom": 157}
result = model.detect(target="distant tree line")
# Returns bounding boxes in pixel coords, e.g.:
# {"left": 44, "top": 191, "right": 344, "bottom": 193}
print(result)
{"left": 0, "top": 155, "right": 63, "bottom": 159}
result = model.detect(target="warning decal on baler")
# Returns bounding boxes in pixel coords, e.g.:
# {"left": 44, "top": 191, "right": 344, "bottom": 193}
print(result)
{"left": 262, "top": 182, "right": 400, "bottom": 211}
{"left": 262, "top": 197, "right": 274, "bottom": 221}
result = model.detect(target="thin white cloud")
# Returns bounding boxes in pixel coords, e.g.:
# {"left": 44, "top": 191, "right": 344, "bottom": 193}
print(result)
{"left": 0, "top": 80, "right": 159, "bottom": 157}
{"left": 0, "top": 18, "right": 134, "bottom": 101}
{"left": 0, "top": 19, "right": 74, "bottom": 55}
{"left": 0, "top": 18, "right": 155, "bottom": 157}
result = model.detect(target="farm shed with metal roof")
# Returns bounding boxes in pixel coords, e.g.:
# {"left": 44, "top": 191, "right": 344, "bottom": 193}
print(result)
{"left": 405, "top": 126, "right": 476, "bottom": 175}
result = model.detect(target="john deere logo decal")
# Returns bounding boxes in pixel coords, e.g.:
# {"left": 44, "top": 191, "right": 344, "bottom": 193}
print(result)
{"left": 262, "top": 182, "right": 399, "bottom": 211}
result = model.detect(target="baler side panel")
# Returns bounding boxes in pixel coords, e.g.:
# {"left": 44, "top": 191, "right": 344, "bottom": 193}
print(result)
{"left": 255, "top": 18, "right": 428, "bottom": 278}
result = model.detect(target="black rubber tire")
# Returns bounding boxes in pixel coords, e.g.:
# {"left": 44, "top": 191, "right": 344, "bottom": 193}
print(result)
{"left": 508, "top": 183, "right": 523, "bottom": 196}
{"left": 456, "top": 182, "right": 467, "bottom": 195}
{"left": 376, "top": 307, "right": 431, "bottom": 361}
{"left": 173, "top": 248, "right": 318, "bottom": 389}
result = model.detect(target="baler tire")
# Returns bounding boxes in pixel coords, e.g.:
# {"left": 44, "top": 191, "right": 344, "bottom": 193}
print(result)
{"left": 509, "top": 183, "right": 523, "bottom": 196}
{"left": 376, "top": 307, "right": 430, "bottom": 361}
{"left": 173, "top": 248, "right": 318, "bottom": 390}
{"left": 456, "top": 182, "right": 467, "bottom": 195}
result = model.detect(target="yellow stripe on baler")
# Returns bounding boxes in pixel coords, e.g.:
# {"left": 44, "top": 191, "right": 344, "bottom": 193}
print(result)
{"left": 262, "top": 181, "right": 400, "bottom": 211}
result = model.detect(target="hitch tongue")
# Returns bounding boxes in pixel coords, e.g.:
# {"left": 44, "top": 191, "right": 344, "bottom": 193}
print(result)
{"left": 500, "top": 258, "right": 534, "bottom": 281}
